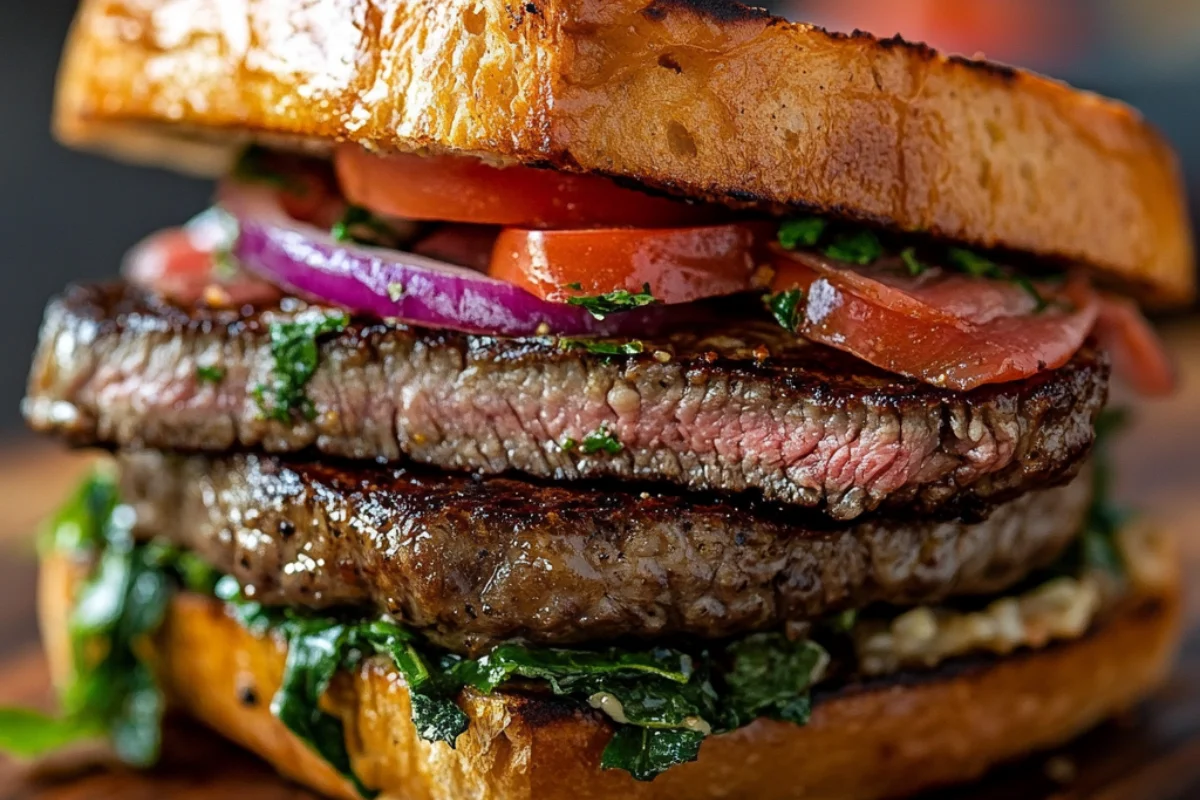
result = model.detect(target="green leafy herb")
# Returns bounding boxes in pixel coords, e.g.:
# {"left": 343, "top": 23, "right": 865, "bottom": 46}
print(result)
{"left": 231, "top": 146, "right": 300, "bottom": 192}
{"left": 764, "top": 288, "right": 804, "bottom": 333}
{"left": 0, "top": 708, "right": 104, "bottom": 758}
{"left": 566, "top": 284, "right": 658, "bottom": 320}
{"left": 600, "top": 727, "right": 706, "bottom": 782}
{"left": 253, "top": 312, "right": 349, "bottom": 422}
{"left": 1, "top": 472, "right": 178, "bottom": 766}
{"left": 216, "top": 579, "right": 467, "bottom": 795}
{"left": 581, "top": 424, "right": 624, "bottom": 456}
{"left": 331, "top": 205, "right": 403, "bottom": 247}
{"left": 456, "top": 645, "right": 693, "bottom": 694}
{"left": 722, "top": 634, "right": 826, "bottom": 728}
{"left": 560, "top": 437, "right": 578, "bottom": 452}
{"left": 822, "top": 230, "right": 883, "bottom": 265}
{"left": 558, "top": 338, "right": 646, "bottom": 356}
{"left": 827, "top": 608, "right": 859, "bottom": 633}
{"left": 1078, "top": 409, "right": 1133, "bottom": 574}
{"left": 777, "top": 217, "right": 828, "bottom": 250}
{"left": 946, "top": 247, "right": 1049, "bottom": 311}
{"left": 900, "top": 247, "right": 926, "bottom": 276}
{"left": 196, "top": 365, "right": 225, "bottom": 385}
{"left": 39, "top": 470, "right": 119, "bottom": 554}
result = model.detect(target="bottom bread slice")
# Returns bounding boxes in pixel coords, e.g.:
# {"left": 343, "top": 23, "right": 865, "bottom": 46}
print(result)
{"left": 38, "top": 548, "right": 1182, "bottom": 800}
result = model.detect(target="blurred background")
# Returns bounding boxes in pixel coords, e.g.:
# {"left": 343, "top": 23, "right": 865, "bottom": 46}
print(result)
{"left": 0, "top": 0, "right": 1197, "bottom": 434}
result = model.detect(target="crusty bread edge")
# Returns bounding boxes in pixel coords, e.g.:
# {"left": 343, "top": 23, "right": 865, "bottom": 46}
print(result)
{"left": 38, "top": 544, "right": 1182, "bottom": 800}
{"left": 53, "top": 0, "right": 1195, "bottom": 306}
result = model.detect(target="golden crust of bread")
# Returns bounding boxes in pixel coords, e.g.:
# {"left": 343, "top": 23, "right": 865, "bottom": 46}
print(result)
{"left": 54, "top": 0, "right": 1194, "bottom": 305}
{"left": 39, "top": 547, "right": 1182, "bottom": 800}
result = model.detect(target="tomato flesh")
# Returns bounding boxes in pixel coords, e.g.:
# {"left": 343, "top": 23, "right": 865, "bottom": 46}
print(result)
{"left": 335, "top": 145, "right": 715, "bottom": 229}
{"left": 490, "top": 225, "right": 769, "bottom": 305}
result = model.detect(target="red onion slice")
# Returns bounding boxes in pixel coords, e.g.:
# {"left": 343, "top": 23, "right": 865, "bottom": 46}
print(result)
{"left": 219, "top": 184, "right": 678, "bottom": 337}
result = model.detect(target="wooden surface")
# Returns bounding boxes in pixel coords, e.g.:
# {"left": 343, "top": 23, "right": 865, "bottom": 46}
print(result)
{"left": 0, "top": 322, "right": 1199, "bottom": 799}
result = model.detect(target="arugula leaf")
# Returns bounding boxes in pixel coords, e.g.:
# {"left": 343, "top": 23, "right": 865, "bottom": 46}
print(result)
{"left": 777, "top": 217, "right": 828, "bottom": 250}
{"left": 566, "top": 285, "right": 658, "bottom": 319}
{"left": 822, "top": 230, "right": 883, "bottom": 265}
{"left": 722, "top": 634, "right": 827, "bottom": 728}
{"left": 253, "top": 312, "right": 349, "bottom": 422}
{"left": 581, "top": 424, "right": 623, "bottom": 456}
{"left": 558, "top": 338, "right": 646, "bottom": 356}
{"left": 764, "top": 288, "right": 804, "bottom": 333}
{"left": 600, "top": 727, "right": 705, "bottom": 782}
{"left": 0, "top": 708, "right": 103, "bottom": 758}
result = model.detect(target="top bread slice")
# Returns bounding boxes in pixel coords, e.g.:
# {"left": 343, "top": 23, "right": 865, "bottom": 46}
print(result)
{"left": 55, "top": 0, "right": 1194, "bottom": 305}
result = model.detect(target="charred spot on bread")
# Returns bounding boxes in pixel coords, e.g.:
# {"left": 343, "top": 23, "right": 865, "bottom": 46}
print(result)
{"left": 640, "top": 0, "right": 775, "bottom": 25}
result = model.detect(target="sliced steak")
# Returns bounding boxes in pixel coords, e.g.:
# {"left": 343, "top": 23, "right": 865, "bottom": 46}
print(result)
{"left": 119, "top": 450, "right": 1093, "bottom": 656}
{"left": 29, "top": 284, "right": 1108, "bottom": 519}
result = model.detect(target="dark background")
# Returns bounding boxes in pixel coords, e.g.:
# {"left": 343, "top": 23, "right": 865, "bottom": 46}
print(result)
{"left": 1, "top": 0, "right": 1197, "bottom": 435}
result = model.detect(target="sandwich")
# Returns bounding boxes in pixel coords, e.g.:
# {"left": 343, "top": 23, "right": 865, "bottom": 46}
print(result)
{"left": 4, "top": 1, "right": 1193, "bottom": 798}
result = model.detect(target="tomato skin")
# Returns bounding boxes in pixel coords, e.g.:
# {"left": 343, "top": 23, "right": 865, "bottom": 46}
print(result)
{"left": 335, "top": 145, "right": 715, "bottom": 229}
{"left": 490, "top": 224, "right": 770, "bottom": 304}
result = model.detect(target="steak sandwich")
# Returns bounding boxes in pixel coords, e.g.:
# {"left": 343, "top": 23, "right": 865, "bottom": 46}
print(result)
{"left": 7, "top": 1, "right": 1194, "bottom": 798}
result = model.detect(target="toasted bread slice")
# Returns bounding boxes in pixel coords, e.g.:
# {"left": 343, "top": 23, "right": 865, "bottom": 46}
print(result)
{"left": 55, "top": 0, "right": 1194, "bottom": 305}
{"left": 39, "top": 540, "right": 1181, "bottom": 800}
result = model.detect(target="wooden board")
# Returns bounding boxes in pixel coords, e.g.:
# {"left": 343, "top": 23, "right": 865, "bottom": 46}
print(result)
{"left": 1, "top": 320, "right": 1200, "bottom": 799}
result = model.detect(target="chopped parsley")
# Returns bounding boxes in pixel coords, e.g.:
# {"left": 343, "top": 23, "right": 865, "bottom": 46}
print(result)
{"left": 253, "top": 312, "right": 349, "bottom": 423}
{"left": 558, "top": 338, "right": 646, "bottom": 356}
{"left": 331, "top": 205, "right": 407, "bottom": 248}
{"left": 822, "top": 229, "right": 884, "bottom": 265}
{"left": 566, "top": 284, "right": 658, "bottom": 320}
{"left": 777, "top": 217, "right": 828, "bottom": 250}
{"left": 764, "top": 288, "right": 804, "bottom": 333}
{"left": 947, "top": 247, "right": 1049, "bottom": 311}
{"left": 581, "top": 424, "right": 624, "bottom": 455}
{"left": 900, "top": 247, "right": 926, "bottom": 276}
{"left": 195, "top": 365, "right": 225, "bottom": 385}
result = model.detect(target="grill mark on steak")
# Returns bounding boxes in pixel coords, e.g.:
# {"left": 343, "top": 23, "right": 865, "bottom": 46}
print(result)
{"left": 119, "top": 451, "right": 1093, "bottom": 656}
{"left": 27, "top": 284, "right": 1108, "bottom": 520}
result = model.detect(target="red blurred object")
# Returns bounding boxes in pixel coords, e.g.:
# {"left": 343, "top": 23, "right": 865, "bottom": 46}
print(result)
{"left": 801, "top": 0, "right": 1085, "bottom": 67}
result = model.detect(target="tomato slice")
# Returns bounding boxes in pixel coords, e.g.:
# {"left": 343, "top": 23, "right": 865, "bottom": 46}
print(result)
{"left": 489, "top": 225, "right": 770, "bottom": 305}
{"left": 335, "top": 145, "right": 715, "bottom": 229}
{"left": 770, "top": 250, "right": 1101, "bottom": 391}
{"left": 124, "top": 212, "right": 282, "bottom": 308}
{"left": 1094, "top": 294, "right": 1177, "bottom": 397}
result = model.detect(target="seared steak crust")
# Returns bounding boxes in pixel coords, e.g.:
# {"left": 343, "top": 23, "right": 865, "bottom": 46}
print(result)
{"left": 119, "top": 451, "right": 1093, "bottom": 655}
{"left": 28, "top": 284, "right": 1108, "bottom": 519}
